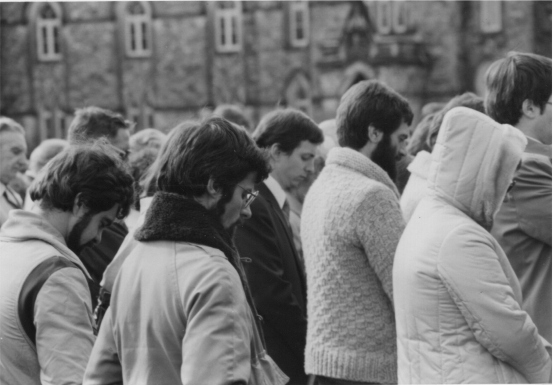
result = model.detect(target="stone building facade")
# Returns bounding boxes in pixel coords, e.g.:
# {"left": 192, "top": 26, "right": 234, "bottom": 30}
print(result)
{"left": 0, "top": 1, "right": 551, "bottom": 150}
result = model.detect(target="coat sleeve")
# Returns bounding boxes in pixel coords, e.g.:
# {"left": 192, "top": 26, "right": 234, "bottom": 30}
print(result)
{"left": 512, "top": 156, "right": 552, "bottom": 246}
{"left": 34, "top": 268, "right": 96, "bottom": 385}
{"left": 438, "top": 224, "right": 551, "bottom": 384}
{"left": 83, "top": 310, "right": 123, "bottom": 385}
{"left": 180, "top": 257, "right": 252, "bottom": 385}
{"left": 355, "top": 187, "right": 404, "bottom": 303}
{"left": 234, "top": 199, "right": 307, "bottom": 362}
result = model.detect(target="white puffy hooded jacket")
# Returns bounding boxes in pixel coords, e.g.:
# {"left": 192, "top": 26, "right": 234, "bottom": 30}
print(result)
{"left": 393, "top": 107, "right": 551, "bottom": 384}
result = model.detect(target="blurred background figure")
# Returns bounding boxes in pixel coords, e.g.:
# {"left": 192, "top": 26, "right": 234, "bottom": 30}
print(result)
{"left": 0, "top": 117, "right": 28, "bottom": 227}
{"left": 67, "top": 106, "right": 134, "bottom": 307}
{"left": 129, "top": 128, "right": 166, "bottom": 154}
{"left": 23, "top": 138, "right": 69, "bottom": 210}
{"left": 401, "top": 92, "right": 485, "bottom": 223}
{"left": 213, "top": 104, "right": 252, "bottom": 133}
{"left": 487, "top": 52, "right": 552, "bottom": 344}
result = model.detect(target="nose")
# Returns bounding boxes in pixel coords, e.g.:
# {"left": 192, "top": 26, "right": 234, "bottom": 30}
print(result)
{"left": 94, "top": 231, "right": 103, "bottom": 245}
{"left": 305, "top": 159, "right": 315, "bottom": 174}
{"left": 19, "top": 156, "right": 29, "bottom": 173}
{"left": 241, "top": 205, "right": 252, "bottom": 220}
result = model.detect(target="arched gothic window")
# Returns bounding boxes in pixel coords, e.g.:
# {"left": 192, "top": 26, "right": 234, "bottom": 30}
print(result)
{"left": 289, "top": 1, "right": 309, "bottom": 48}
{"left": 375, "top": 1, "right": 413, "bottom": 35}
{"left": 34, "top": 2, "right": 62, "bottom": 61}
{"left": 214, "top": 1, "right": 242, "bottom": 53}
{"left": 124, "top": 2, "right": 152, "bottom": 57}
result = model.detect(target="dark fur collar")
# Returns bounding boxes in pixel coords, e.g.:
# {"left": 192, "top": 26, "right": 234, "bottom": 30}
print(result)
{"left": 134, "top": 191, "right": 266, "bottom": 346}
{"left": 134, "top": 191, "right": 236, "bottom": 260}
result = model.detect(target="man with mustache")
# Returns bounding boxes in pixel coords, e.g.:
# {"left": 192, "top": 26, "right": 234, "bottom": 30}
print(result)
{"left": 0, "top": 141, "right": 134, "bottom": 385}
{"left": 234, "top": 109, "right": 324, "bottom": 384}
{"left": 301, "top": 80, "right": 412, "bottom": 385}
{"left": 84, "top": 118, "right": 287, "bottom": 384}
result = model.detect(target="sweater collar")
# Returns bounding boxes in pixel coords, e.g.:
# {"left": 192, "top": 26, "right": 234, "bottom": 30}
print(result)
{"left": 0, "top": 210, "right": 91, "bottom": 278}
{"left": 525, "top": 136, "right": 551, "bottom": 159}
{"left": 326, "top": 147, "right": 400, "bottom": 198}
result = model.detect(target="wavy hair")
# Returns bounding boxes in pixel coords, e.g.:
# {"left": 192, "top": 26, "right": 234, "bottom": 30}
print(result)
{"left": 156, "top": 117, "right": 270, "bottom": 203}
{"left": 29, "top": 139, "right": 134, "bottom": 218}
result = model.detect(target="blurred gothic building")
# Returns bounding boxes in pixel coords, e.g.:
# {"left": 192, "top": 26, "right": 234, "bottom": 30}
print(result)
{"left": 0, "top": 1, "right": 551, "bottom": 150}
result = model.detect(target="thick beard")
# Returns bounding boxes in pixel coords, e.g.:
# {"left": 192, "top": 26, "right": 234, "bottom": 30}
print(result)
{"left": 66, "top": 214, "right": 94, "bottom": 255}
{"left": 206, "top": 196, "right": 242, "bottom": 239}
{"left": 370, "top": 134, "right": 397, "bottom": 182}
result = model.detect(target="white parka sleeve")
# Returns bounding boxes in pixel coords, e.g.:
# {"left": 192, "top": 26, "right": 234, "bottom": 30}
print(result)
{"left": 437, "top": 224, "right": 551, "bottom": 384}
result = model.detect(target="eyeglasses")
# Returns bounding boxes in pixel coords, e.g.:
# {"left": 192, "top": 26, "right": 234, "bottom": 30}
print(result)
{"left": 237, "top": 185, "right": 259, "bottom": 208}
{"left": 507, "top": 179, "right": 517, "bottom": 193}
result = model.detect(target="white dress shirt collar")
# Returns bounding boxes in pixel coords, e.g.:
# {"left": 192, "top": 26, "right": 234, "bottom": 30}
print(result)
{"left": 263, "top": 175, "right": 287, "bottom": 209}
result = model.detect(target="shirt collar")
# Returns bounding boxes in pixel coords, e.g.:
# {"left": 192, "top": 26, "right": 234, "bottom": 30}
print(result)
{"left": 264, "top": 175, "right": 287, "bottom": 209}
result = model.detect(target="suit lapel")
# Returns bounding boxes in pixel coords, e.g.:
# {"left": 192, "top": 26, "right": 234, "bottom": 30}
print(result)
{"left": 258, "top": 183, "right": 307, "bottom": 294}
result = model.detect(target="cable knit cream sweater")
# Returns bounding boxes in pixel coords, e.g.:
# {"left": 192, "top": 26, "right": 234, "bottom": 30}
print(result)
{"left": 301, "top": 147, "right": 405, "bottom": 383}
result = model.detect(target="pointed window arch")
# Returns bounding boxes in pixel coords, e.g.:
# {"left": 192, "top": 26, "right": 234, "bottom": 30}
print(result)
{"left": 123, "top": 1, "right": 152, "bottom": 58}
{"left": 214, "top": 1, "right": 242, "bottom": 53}
{"left": 285, "top": 72, "right": 312, "bottom": 116}
{"left": 33, "top": 2, "right": 62, "bottom": 62}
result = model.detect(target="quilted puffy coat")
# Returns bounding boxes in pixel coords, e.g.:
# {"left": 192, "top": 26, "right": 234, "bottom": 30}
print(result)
{"left": 393, "top": 107, "right": 551, "bottom": 384}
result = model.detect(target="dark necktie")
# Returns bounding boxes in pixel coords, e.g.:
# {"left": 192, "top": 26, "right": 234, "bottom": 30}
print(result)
{"left": 282, "top": 199, "right": 291, "bottom": 224}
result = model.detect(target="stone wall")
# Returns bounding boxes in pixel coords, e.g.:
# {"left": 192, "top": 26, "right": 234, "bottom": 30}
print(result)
{"left": 0, "top": 1, "right": 549, "bottom": 150}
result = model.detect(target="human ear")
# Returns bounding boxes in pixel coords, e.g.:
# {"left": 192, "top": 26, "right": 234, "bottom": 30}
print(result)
{"left": 206, "top": 177, "right": 222, "bottom": 199}
{"left": 521, "top": 99, "right": 539, "bottom": 119}
{"left": 367, "top": 125, "right": 384, "bottom": 143}
{"left": 72, "top": 193, "right": 89, "bottom": 218}
{"left": 269, "top": 143, "right": 282, "bottom": 160}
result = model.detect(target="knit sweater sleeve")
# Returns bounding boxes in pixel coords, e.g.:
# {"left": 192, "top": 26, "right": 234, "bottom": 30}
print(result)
{"left": 354, "top": 185, "right": 405, "bottom": 303}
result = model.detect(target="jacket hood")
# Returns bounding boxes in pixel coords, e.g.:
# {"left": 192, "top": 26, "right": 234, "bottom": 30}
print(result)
{"left": 407, "top": 150, "right": 432, "bottom": 179}
{"left": 427, "top": 107, "right": 527, "bottom": 230}
{"left": 0, "top": 209, "right": 91, "bottom": 278}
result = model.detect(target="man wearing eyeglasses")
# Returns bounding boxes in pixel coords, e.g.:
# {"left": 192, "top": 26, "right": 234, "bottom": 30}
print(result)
{"left": 66, "top": 106, "right": 133, "bottom": 310}
{"left": 487, "top": 52, "right": 552, "bottom": 344}
{"left": 84, "top": 118, "right": 288, "bottom": 384}
{"left": 234, "top": 109, "right": 324, "bottom": 385}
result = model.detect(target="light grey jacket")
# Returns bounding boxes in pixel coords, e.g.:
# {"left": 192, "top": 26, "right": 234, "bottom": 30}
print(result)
{"left": 0, "top": 210, "right": 95, "bottom": 385}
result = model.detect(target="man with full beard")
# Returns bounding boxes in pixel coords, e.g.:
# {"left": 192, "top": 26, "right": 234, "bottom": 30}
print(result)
{"left": 0, "top": 141, "right": 133, "bottom": 385}
{"left": 84, "top": 118, "right": 287, "bottom": 385}
{"left": 300, "top": 80, "right": 412, "bottom": 385}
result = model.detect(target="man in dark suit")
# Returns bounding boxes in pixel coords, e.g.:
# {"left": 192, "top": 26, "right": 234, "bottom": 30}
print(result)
{"left": 235, "top": 109, "right": 324, "bottom": 385}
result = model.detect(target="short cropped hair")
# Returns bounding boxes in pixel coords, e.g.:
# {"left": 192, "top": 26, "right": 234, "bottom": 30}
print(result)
{"left": 0, "top": 116, "right": 25, "bottom": 136}
{"left": 29, "top": 139, "right": 134, "bottom": 219}
{"left": 157, "top": 117, "right": 270, "bottom": 202}
{"left": 253, "top": 108, "right": 324, "bottom": 154}
{"left": 67, "top": 106, "right": 133, "bottom": 144}
{"left": 485, "top": 52, "right": 552, "bottom": 125}
{"left": 336, "top": 80, "right": 413, "bottom": 149}
{"left": 213, "top": 104, "right": 251, "bottom": 131}
{"left": 427, "top": 92, "right": 485, "bottom": 150}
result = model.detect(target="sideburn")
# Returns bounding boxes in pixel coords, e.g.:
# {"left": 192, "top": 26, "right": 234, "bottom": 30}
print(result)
{"left": 371, "top": 134, "right": 397, "bottom": 182}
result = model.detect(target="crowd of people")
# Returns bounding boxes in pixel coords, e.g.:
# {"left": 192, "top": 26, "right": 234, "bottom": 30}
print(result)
{"left": 0, "top": 51, "right": 550, "bottom": 385}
